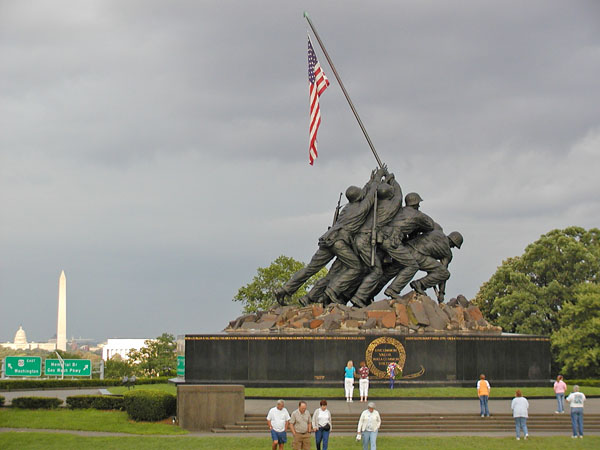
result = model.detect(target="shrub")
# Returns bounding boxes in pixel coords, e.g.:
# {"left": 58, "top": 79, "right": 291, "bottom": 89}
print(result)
{"left": 0, "top": 395, "right": 4, "bottom": 406}
{"left": 122, "top": 390, "right": 176, "bottom": 421}
{"left": 66, "top": 395, "right": 124, "bottom": 410}
{"left": 11, "top": 396, "right": 63, "bottom": 409}
{"left": 565, "top": 379, "right": 600, "bottom": 388}
{"left": 0, "top": 376, "right": 170, "bottom": 391}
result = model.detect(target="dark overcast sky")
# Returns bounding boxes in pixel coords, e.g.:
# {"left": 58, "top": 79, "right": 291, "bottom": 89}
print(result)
{"left": 1, "top": 0, "right": 599, "bottom": 342}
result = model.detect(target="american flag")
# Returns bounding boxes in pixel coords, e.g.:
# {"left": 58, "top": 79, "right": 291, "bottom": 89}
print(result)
{"left": 308, "top": 36, "right": 329, "bottom": 165}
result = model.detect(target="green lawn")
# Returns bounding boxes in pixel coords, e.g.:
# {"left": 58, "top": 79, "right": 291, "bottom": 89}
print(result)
{"left": 0, "top": 408, "right": 186, "bottom": 435}
{"left": 109, "top": 384, "right": 600, "bottom": 398}
{"left": 0, "top": 433, "right": 597, "bottom": 449}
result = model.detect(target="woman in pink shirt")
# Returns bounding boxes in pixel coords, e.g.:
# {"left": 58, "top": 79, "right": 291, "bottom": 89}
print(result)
{"left": 554, "top": 375, "right": 567, "bottom": 414}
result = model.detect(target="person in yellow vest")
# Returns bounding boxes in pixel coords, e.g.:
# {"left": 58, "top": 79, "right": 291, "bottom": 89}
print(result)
{"left": 477, "top": 374, "right": 491, "bottom": 417}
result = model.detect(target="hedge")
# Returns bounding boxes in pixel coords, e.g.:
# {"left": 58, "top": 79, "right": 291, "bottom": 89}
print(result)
{"left": 66, "top": 395, "right": 124, "bottom": 410}
{"left": 565, "top": 379, "right": 600, "bottom": 388}
{"left": 0, "top": 376, "right": 170, "bottom": 391}
{"left": 122, "top": 390, "right": 176, "bottom": 421}
{"left": 0, "top": 395, "right": 4, "bottom": 406}
{"left": 11, "top": 396, "right": 63, "bottom": 409}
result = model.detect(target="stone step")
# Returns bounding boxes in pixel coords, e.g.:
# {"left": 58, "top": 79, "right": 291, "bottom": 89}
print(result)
{"left": 212, "top": 413, "right": 600, "bottom": 433}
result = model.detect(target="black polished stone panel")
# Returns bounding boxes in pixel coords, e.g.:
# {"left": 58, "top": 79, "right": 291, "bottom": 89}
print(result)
{"left": 184, "top": 333, "right": 550, "bottom": 387}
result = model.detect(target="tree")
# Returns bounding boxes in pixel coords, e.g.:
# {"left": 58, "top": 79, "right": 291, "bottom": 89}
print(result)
{"left": 233, "top": 255, "right": 327, "bottom": 313}
{"left": 475, "top": 227, "right": 600, "bottom": 335}
{"left": 127, "top": 333, "right": 177, "bottom": 377}
{"left": 551, "top": 284, "right": 600, "bottom": 378}
{"left": 474, "top": 226, "right": 600, "bottom": 377}
{"left": 104, "top": 354, "right": 133, "bottom": 379}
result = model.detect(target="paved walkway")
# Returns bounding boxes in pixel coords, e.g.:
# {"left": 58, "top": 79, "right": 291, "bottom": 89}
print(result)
{"left": 1, "top": 388, "right": 101, "bottom": 404}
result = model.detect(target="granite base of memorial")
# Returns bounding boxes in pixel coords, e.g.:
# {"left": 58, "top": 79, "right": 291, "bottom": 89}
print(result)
{"left": 183, "top": 293, "right": 550, "bottom": 387}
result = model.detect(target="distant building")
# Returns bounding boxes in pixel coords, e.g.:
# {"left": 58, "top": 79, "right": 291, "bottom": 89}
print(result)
{"left": 101, "top": 338, "right": 152, "bottom": 361}
{"left": 0, "top": 326, "right": 56, "bottom": 351}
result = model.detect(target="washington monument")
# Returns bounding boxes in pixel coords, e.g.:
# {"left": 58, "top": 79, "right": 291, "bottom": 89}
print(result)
{"left": 57, "top": 270, "right": 66, "bottom": 351}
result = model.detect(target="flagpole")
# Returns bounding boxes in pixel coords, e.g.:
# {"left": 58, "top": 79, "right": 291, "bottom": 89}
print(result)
{"left": 303, "top": 11, "right": 384, "bottom": 169}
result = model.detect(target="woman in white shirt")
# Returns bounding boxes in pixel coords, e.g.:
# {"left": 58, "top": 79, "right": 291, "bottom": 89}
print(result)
{"left": 312, "top": 399, "right": 332, "bottom": 450}
{"left": 356, "top": 401, "right": 381, "bottom": 450}
{"left": 511, "top": 390, "right": 529, "bottom": 440}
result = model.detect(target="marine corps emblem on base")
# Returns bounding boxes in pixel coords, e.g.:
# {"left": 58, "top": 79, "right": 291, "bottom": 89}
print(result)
{"left": 365, "top": 336, "right": 424, "bottom": 379}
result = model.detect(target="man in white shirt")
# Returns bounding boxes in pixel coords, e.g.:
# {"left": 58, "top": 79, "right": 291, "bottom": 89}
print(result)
{"left": 356, "top": 401, "right": 381, "bottom": 450}
{"left": 267, "top": 399, "right": 291, "bottom": 450}
{"left": 566, "top": 385, "right": 586, "bottom": 438}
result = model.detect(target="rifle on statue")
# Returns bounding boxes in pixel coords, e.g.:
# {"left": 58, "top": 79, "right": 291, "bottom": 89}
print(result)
{"left": 332, "top": 192, "right": 343, "bottom": 227}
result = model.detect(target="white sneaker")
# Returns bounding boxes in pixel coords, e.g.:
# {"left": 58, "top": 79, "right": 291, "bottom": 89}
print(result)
{"left": 572, "top": 436, "right": 577, "bottom": 439}
{"left": 481, "top": 414, "right": 484, "bottom": 418}
{"left": 525, "top": 434, "right": 528, "bottom": 440}
{"left": 579, "top": 436, "right": 583, "bottom": 439}
{"left": 554, "top": 411, "right": 559, "bottom": 414}
{"left": 516, "top": 437, "right": 520, "bottom": 440}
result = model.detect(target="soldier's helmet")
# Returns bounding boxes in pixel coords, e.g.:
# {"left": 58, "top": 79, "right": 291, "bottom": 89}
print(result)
{"left": 345, "top": 186, "right": 362, "bottom": 202}
{"left": 447, "top": 231, "right": 464, "bottom": 249}
{"left": 377, "top": 184, "right": 394, "bottom": 199}
{"left": 404, "top": 192, "right": 423, "bottom": 206}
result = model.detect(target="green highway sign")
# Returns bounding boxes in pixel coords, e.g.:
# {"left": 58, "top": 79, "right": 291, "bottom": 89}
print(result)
{"left": 45, "top": 359, "right": 92, "bottom": 376}
{"left": 177, "top": 355, "right": 185, "bottom": 377}
{"left": 4, "top": 356, "right": 42, "bottom": 377}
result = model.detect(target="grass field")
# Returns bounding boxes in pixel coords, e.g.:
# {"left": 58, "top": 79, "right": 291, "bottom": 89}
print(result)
{"left": 0, "top": 433, "right": 597, "bottom": 449}
{"left": 108, "top": 384, "right": 600, "bottom": 398}
{"left": 0, "top": 408, "right": 187, "bottom": 435}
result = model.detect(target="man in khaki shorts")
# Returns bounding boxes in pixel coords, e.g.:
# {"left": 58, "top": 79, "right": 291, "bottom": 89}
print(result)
{"left": 290, "top": 400, "right": 313, "bottom": 450}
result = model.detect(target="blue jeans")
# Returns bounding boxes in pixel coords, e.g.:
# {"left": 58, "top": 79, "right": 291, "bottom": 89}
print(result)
{"left": 389, "top": 377, "right": 394, "bottom": 389}
{"left": 479, "top": 395, "right": 489, "bottom": 416}
{"left": 556, "top": 393, "right": 565, "bottom": 412}
{"left": 514, "top": 416, "right": 528, "bottom": 438}
{"left": 571, "top": 409, "right": 584, "bottom": 436}
{"left": 315, "top": 429, "right": 329, "bottom": 450}
{"left": 362, "top": 430, "right": 378, "bottom": 450}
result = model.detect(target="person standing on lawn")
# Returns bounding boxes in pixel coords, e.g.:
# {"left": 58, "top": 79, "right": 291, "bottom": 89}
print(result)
{"left": 267, "top": 399, "right": 291, "bottom": 450}
{"left": 511, "top": 390, "right": 529, "bottom": 440}
{"left": 358, "top": 361, "right": 370, "bottom": 402}
{"left": 477, "top": 373, "right": 491, "bottom": 417}
{"left": 566, "top": 385, "right": 586, "bottom": 439}
{"left": 387, "top": 361, "right": 398, "bottom": 389}
{"left": 312, "top": 399, "right": 332, "bottom": 450}
{"left": 344, "top": 360, "right": 356, "bottom": 402}
{"left": 357, "top": 401, "right": 381, "bottom": 450}
{"left": 290, "top": 401, "right": 312, "bottom": 450}
{"left": 554, "top": 375, "right": 567, "bottom": 414}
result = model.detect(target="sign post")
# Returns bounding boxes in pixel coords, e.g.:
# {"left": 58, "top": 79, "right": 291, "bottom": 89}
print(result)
{"left": 177, "top": 355, "right": 185, "bottom": 378}
{"left": 4, "top": 357, "right": 42, "bottom": 377}
{"left": 45, "top": 359, "right": 92, "bottom": 377}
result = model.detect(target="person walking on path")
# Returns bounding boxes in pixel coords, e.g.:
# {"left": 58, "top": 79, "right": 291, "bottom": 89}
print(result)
{"left": 511, "top": 390, "right": 529, "bottom": 440}
{"left": 566, "top": 385, "right": 586, "bottom": 438}
{"left": 554, "top": 375, "right": 567, "bottom": 414}
{"left": 290, "top": 401, "right": 312, "bottom": 450}
{"left": 312, "top": 400, "right": 332, "bottom": 450}
{"left": 344, "top": 360, "right": 356, "bottom": 402}
{"left": 477, "top": 374, "right": 491, "bottom": 417}
{"left": 358, "top": 361, "right": 370, "bottom": 402}
{"left": 357, "top": 401, "right": 381, "bottom": 450}
{"left": 267, "top": 399, "right": 291, "bottom": 450}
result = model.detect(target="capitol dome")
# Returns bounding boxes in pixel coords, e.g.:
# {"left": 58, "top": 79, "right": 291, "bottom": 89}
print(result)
{"left": 14, "top": 326, "right": 27, "bottom": 345}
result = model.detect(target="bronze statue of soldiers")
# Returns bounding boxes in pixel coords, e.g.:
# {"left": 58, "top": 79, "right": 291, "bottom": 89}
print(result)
{"left": 347, "top": 174, "right": 402, "bottom": 307}
{"left": 274, "top": 167, "right": 387, "bottom": 305}
{"left": 378, "top": 193, "right": 435, "bottom": 299}
{"left": 407, "top": 230, "right": 463, "bottom": 303}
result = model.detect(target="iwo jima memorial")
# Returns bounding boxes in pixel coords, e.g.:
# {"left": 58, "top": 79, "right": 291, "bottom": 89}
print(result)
{"left": 181, "top": 13, "right": 550, "bottom": 390}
